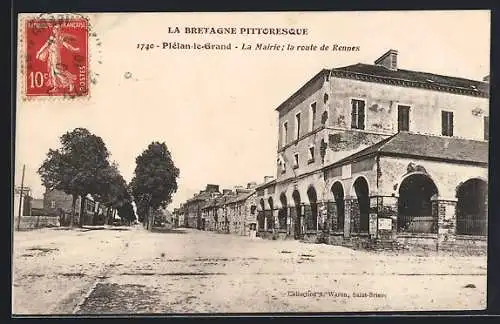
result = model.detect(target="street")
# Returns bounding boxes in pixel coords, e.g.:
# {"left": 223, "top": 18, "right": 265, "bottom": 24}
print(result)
{"left": 12, "top": 226, "right": 487, "bottom": 314}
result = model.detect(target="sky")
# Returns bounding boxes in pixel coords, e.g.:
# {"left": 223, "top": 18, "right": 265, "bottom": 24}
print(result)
{"left": 15, "top": 10, "right": 490, "bottom": 210}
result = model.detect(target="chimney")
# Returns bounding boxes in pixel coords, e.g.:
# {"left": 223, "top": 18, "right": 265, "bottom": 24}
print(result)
{"left": 247, "top": 182, "right": 257, "bottom": 189}
{"left": 264, "top": 176, "right": 275, "bottom": 183}
{"left": 206, "top": 184, "right": 220, "bottom": 193}
{"left": 374, "top": 49, "right": 398, "bottom": 71}
{"left": 483, "top": 75, "right": 490, "bottom": 83}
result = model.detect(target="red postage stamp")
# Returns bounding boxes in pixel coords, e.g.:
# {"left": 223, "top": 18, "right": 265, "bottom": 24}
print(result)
{"left": 25, "top": 17, "right": 89, "bottom": 98}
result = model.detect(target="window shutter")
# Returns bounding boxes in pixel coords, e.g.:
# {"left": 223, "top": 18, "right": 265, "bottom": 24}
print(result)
{"left": 441, "top": 111, "right": 447, "bottom": 136}
{"left": 449, "top": 112, "right": 454, "bottom": 136}
{"left": 351, "top": 100, "right": 357, "bottom": 128}
{"left": 359, "top": 101, "right": 365, "bottom": 130}
{"left": 484, "top": 116, "right": 489, "bottom": 140}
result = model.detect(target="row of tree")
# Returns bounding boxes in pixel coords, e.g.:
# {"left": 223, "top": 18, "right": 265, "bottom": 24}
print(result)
{"left": 37, "top": 127, "right": 179, "bottom": 229}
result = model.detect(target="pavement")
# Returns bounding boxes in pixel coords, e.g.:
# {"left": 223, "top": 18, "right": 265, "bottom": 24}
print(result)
{"left": 12, "top": 226, "right": 487, "bottom": 314}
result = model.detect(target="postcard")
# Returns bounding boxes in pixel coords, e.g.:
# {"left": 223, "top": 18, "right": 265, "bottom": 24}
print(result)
{"left": 13, "top": 10, "right": 489, "bottom": 315}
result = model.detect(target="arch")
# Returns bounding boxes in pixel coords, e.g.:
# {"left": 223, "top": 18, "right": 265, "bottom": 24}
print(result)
{"left": 306, "top": 186, "right": 319, "bottom": 231}
{"left": 280, "top": 192, "right": 288, "bottom": 207}
{"left": 395, "top": 171, "right": 440, "bottom": 198}
{"left": 397, "top": 173, "right": 439, "bottom": 233}
{"left": 456, "top": 178, "right": 487, "bottom": 236}
{"left": 352, "top": 177, "right": 370, "bottom": 233}
{"left": 331, "top": 181, "right": 345, "bottom": 232}
{"left": 266, "top": 196, "right": 275, "bottom": 230}
{"left": 278, "top": 192, "right": 288, "bottom": 230}
{"left": 267, "top": 196, "right": 274, "bottom": 210}
{"left": 292, "top": 190, "right": 301, "bottom": 207}
{"left": 349, "top": 175, "right": 370, "bottom": 196}
{"left": 257, "top": 198, "right": 266, "bottom": 231}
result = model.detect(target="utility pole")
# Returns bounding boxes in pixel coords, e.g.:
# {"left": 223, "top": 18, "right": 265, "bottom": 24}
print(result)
{"left": 17, "top": 164, "right": 26, "bottom": 231}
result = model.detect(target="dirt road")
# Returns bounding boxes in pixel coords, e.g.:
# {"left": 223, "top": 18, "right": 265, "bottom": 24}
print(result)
{"left": 12, "top": 226, "right": 487, "bottom": 314}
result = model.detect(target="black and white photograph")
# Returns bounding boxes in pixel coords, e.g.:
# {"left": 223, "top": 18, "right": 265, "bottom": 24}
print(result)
{"left": 13, "top": 10, "right": 490, "bottom": 315}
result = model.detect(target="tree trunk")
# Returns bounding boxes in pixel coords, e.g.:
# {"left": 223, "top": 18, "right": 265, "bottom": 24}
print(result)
{"left": 148, "top": 207, "right": 153, "bottom": 231}
{"left": 71, "top": 195, "right": 77, "bottom": 227}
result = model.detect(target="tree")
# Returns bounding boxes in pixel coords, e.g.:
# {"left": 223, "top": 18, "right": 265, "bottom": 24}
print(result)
{"left": 38, "top": 128, "right": 110, "bottom": 227}
{"left": 94, "top": 162, "right": 131, "bottom": 224}
{"left": 130, "top": 142, "right": 179, "bottom": 230}
{"left": 117, "top": 202, "right": 136, "bottom": 225}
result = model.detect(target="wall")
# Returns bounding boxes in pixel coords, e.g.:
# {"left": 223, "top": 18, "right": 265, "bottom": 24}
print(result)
{"left": 14, "top": 216, "right": 60, "bottom": 230}
{"left": 328, "top": 77, "right": 489, "bottom": 141}
{"left": 378, "top": 156, "right": 488, "bottom": 198}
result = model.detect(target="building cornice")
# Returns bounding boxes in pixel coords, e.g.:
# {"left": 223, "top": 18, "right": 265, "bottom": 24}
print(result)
{"left": 330, "top": 70, "right": 489, "bottom": 98}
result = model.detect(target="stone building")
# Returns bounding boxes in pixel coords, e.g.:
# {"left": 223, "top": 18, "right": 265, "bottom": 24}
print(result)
{"left": 198, "top": 182, "right": 258, "bottom": 236}
{"left": 43, "top": 189, "right": 98, "bottom": 226}
{"left": 256, "top": 49, "right": 489, "bottom": 252}
{"left": 184, "top": 184, "right": 220, "bottom": 229}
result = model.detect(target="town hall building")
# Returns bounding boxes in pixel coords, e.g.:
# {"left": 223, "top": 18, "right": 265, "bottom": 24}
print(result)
{"left": 255, "top": 49, "right": 489, "bottom": 252}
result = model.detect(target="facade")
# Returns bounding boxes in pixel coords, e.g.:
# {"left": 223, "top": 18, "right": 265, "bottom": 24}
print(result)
{"left": 184, "top": 184, "right": 220, "bottom": 229}
{"left": 43, "top": 189, "right": 98, "bottom": 226}
{"left": 256, "top": 49, "right": 489, "bottom": 252}
{"left": 187, "top": 182, "right": 259, "bottom": 236}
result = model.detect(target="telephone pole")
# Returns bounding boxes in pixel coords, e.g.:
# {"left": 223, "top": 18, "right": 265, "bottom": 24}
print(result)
{"left": 17, "top": 164, "right": 26, "bottom": 231}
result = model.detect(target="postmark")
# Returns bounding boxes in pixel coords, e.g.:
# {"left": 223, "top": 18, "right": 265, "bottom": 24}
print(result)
{"left": 22, "top": 15, "right": 90, "bottom": 99}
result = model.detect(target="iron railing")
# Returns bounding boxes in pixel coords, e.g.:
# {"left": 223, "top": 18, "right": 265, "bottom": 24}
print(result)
{"left": 397, "top": 215, "right": 437, "bottom": 234}
{"left": 456, "top": 214, "right": 487, "bottom": 236}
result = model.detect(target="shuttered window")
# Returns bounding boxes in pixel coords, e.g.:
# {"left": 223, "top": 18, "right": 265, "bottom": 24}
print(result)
{"left": 398, "top": 105, "right": 410, "bottom": 132}
{"left": 441, "top": 111, "right": 454, "bottom": 137}
{"left": 351, "top": 99, "right": 365, "bottom": 130}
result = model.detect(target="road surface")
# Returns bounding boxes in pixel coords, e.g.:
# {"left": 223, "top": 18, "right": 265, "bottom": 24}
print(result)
{"left": 12, "top": 226, "right": 487, "bottom": 314}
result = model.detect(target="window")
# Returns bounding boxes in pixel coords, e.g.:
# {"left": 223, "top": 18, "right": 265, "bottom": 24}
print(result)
{"left": 441, "top": 111, "right": 454, "bottom": 137}
{"left": 295, "top": 113, "right": 301, "bottom": 140}
{"left": 50, "top": 200, "right": 55, "bottom": 208}
{"left": 324, "top": 93, "right": 329, "bottom": 104}
{"left": 293, "top": 153, "right": 299, "bottom": 168}
{"left": 308, "top": 146, "right": 315, "bottom": 163}
{"left": 484, "top": 116, "right": 489, "bottom": 140}
{"left": 309, "top": 102, "right": 317, "bottom": 132}
{"left": 351, "top": 99, "right": 365, "bottom": 130}
{"left": 282, "top": 122, "right": 288, "bottom": 146}
{"left": 398, "top": 105, "right": 410, "bottom": 132}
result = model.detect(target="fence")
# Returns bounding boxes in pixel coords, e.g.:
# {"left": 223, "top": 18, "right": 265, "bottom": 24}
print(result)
{"left": 15, "top": 215, "right": 60, "bottom": 230}
{"left": 456, "top": 214, "right": 487, "bottom": 236}
{"left": 397, "top": 215, "right": 437, "bottom": 234}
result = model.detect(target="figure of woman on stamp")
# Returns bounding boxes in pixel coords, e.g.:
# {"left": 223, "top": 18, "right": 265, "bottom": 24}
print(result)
{"left": 36, "top": 24, "right": 80, "bottom": 93}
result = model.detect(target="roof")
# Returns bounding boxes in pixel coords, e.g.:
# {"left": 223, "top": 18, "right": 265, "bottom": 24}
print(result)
{"left": 331, "top": 132, "right": 488, "bottom": 166}
{"left": 254, "top": 179, "right": 277, "bottom": 191}
{"left": 332, "top": 63, "right": 489, "bottom": 97}
{"left": 275, "top": 69, "right": 330, "bottom": 112}
{"left": 276, "top": 62, "right": 489, "bottom": 112}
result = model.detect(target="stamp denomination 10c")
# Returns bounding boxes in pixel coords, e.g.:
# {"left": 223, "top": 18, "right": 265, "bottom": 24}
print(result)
{"left": 25, "top": 17, "right": 89, "bottom": 98}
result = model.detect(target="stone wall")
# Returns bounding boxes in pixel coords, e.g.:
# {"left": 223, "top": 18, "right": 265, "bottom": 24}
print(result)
{"left": 328, "top": 76, "right": 489, "bottom": 141}
{"left": 14, "top": 216, "right": 60, "bottom": 230}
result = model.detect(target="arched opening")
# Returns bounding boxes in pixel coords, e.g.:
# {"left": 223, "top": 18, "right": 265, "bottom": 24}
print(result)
{"left": 306, "top": 186, "right": 318, "bottom": 231}
{"left": 353, "top": 177, "right": 370, "bottom": 233}
{"left": 278, "top": 193, "right": 288, "bottom": 230}
{"left": 258, "top": 198, "right": 265, "bottom": 232}
{"left": 456, "top": 179, "right": 487, "bottom": 236}
{"left": 331, "top": 182, "right": 345, "bottom": 232}
{"left": 292, "top": 190, "right": 302, "bottom": 239}
{"left": 267, "top": 197, "right": 275, "bottom": 231}
{"left": 398, "top": 173, "right": 438, "bottom": 233}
